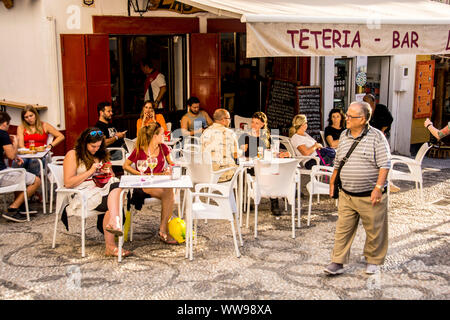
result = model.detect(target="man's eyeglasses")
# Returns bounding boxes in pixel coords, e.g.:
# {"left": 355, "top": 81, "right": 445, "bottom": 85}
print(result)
{"left": 89, "top": 130, "right": 104, "bottom": 137}
{"left": 345, "top": 114, "right": 363, "bottom": 119}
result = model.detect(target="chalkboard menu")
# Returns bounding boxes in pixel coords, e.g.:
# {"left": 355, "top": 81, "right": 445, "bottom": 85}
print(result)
{"left": 298, "top": 86, "right": 322, "bottom": 142}
{"left": 265, "top": 79, "right": 298, "bottom": 136}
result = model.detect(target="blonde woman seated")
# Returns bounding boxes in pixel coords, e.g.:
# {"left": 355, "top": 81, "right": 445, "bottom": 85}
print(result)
{"left": 63, "top": 128, "right": 131, "bottom": 258}
{"left": 136, "top": 101, "right": 167, "bottom": 137}
{"left": 123, "top": 123, "right": 177, "bottom": 244}
{"left": 290, "top": 114, "right": 325, "bottom": 169}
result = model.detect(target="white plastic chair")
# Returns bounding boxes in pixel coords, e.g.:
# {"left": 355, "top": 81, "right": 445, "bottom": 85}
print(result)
{"left": 320, "top": 130, "right": 329, "bottom": 147}
{"left": 184, "top": 167, "right": 244, "bottom": 260}
{"left": 107, "top": 147, "right": 127, "bottom": 167}
{"left": 124, "top": 138, "right": 136, "bottom": 154}
{"left": 48, "top": 155, "right": 65, "bottom": 214}
{"left": 46, "top": 133, "right": 54, "bottom": 158}
{"left": 306, "top": 165, "right": 334, "bottom": 226}
{"left": 183, "top": 136, "right": 201, "bottom": 147}
{"left": 181, "top": 149, "right": 236, "bottom": 217}
{"left": 271, "top": 134, "right": 295, "bottom": 156}
{"left": 48, "top": 163, "right": 105, "bottom": 258}
{"left": 0, "top": 168, "right": 31, "bottom": 221}
{"left": 388, "top": 142, "right": 432, "bottom": 203}
{"left": 182, "top": 143, "right": 201, "bottom": 154}
{"left": 250, "top": 158, "right": 299, "bottom": 238}
{"left": 234, "top": 115, "right": 252, "bottom": 130}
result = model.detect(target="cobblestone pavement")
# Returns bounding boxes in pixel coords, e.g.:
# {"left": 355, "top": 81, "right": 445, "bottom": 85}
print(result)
{"left": 0, "top": 157, "right": 449, "bottom": 300}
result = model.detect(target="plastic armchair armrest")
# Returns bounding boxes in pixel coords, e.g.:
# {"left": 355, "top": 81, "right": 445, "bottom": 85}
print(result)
{"left": 190, "top": 191, "right": 232, "bottom": 213}
{"left": 191, "top": 192, "right": 228, "bottom": 200}
{"left": 107, "top": 147, "right": 126, "bottom": 156}
{"left": 311, "top": 170, "right": 333, "bottom": 179}
{"left": 390, "top": 159, "right": 421, "bottom": 169}
{"left": 390, "top": 156, "right": 419, "bottom": 165}
{"left": 194, "top": 183, "right": 228, "bottom": 195}
{"left": 295, "top": 155, "right": 320, "bottom": 165}
{"left": 0, "top": 167, "right": 27, "bottom": 176}
{"left": 210, "top": 166, "right": 236, "bottom": 184}
{"left": 55, "top": 187, "right": 84, "bottom": 196}
{"left": 171, "top": 147, "right": 183, "bottom": 157}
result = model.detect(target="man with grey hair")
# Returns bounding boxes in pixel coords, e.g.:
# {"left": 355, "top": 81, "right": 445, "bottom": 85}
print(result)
{"left": 200, "top": 108, "right": 238, "bottom": 182}
{"left": 324, "top": 101, "right": 391, "bottom": 275}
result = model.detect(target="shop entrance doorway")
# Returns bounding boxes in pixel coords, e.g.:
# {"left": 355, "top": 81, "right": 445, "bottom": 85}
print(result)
{"left": 109, "top": 34, "right": 187, "bottom": 138}
{"left": 220, "top": 32, "right": 272, "bottom": 122}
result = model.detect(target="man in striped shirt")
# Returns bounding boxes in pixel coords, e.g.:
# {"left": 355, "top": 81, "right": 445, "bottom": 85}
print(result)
{"left": 324, "top": 101, "right": 391, "bottom": 276}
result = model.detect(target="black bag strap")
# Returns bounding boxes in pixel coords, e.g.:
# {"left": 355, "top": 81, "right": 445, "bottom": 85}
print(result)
{"left": 335, "top": 126, "right": 370, "bottom": 181}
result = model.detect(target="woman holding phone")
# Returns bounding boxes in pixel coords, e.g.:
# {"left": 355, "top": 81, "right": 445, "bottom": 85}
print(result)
{"left": 63, "top": 127, "right": 131, "bottom": 258}
{"left": 136, "top": 101, "right": 167, "bottom": 137}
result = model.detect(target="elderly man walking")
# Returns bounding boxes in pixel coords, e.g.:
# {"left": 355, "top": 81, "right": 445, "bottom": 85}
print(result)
{"left": 324, "top": 101, "right": 391, "bottom": 275}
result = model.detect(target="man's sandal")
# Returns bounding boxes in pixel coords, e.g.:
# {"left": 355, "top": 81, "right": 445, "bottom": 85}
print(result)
{"left": 105, "top": 224, "right": 123, "bottom": 237}
{"left": 105, "top": 247, "right": 132, "bottom": 258}
{"left": 158, "top": 231, "right": 178, "bottom": 245}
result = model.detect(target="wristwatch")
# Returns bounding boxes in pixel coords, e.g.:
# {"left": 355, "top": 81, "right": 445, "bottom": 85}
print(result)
{"left": 375, "top": 184, "right": 385, "bottom": 192}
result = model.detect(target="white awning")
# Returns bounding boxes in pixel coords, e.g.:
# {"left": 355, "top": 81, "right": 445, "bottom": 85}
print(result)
{"left": 178, "top": 0, "right": 450, "bottom": 57}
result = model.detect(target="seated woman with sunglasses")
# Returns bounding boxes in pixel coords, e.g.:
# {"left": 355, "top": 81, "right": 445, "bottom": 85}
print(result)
{"left": 63, "top": 128, "right": 132, "bottom": 258}
{"left": 123, "top": 122, "right": 177, "bottom": 244}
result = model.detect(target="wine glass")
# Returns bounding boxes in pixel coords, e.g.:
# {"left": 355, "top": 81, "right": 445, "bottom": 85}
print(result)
{"left": 137, "top": 160, "right": 148, "bottom": 177}
{"left": 147, "top": 157, "right": 158, "bottom": 181}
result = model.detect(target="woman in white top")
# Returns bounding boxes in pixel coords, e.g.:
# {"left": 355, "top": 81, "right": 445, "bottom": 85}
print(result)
{"left": 63, "top": 127, "right": 132, "bottom": 258}
{"left": 290, "top": 114, "right": 322, "bottom": 156}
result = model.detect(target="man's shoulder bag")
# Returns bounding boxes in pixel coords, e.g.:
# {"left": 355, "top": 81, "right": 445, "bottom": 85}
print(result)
{"left": 332, "top": 127, "right": 369, "bottom": 199}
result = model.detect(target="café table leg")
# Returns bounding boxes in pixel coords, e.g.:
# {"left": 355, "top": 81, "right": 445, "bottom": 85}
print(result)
{"left": 238, "top": 168, "right": 244, "bottom": 227}
{"left": 297, "top": 171, "right": 301, "bottom": 228}
{"left": 38, "top": 159, "right": 46, "bottom": 214}
{"left": 117, "top": 189, "right": 127, "bottom": 263}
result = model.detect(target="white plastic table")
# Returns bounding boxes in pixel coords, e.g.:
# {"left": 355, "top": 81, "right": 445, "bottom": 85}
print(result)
{"left": 117, "top": 174, "right": 193, "bottom": 262}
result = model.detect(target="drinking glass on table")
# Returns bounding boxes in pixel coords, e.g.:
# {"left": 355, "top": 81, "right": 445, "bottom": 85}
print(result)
{"left": 29, "top": 140, "right": 35, "bottom": 151}
{"left": 137, "top": 160, "right": 148, "bottom": 175}
{"left": 147, "top": 157, "right": 158, "bottom": 181}
{"left": 257, "top": 146, "right": 263, "bottom": 159}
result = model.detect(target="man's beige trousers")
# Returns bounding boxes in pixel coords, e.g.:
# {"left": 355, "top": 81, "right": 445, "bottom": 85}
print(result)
{"left": 331, "top": 191, "right": 388, "bottom": 265}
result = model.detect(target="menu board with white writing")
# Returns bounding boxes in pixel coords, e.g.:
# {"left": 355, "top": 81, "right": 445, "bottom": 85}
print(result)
{"left": 265, "top": 79, "right": 298, "bottom": 136}
{"left": 298, "top": 86, "right": 322, "bottom": 142}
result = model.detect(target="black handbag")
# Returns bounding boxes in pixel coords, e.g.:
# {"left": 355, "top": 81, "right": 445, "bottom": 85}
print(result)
{"left": 332, "top": 127, "right": 369, "bottom": 199}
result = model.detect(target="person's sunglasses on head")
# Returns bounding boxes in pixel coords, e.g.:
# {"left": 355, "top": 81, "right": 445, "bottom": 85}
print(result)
{"left": 89, "top": 130, "right": 104, "bottom": 137}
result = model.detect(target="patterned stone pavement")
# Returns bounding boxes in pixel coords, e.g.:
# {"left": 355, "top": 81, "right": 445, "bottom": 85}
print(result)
{"left": 0, "top": 157, "right": 449, "bottom": 300}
